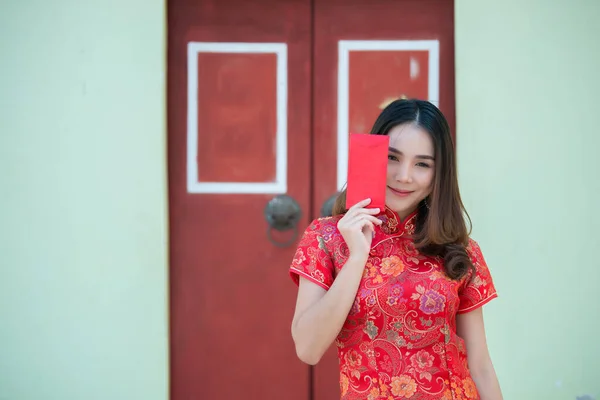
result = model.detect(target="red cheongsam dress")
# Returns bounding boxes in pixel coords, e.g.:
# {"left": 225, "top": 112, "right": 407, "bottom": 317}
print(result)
{"left": 289, "top": 207, "right": 498, "bottom": 400}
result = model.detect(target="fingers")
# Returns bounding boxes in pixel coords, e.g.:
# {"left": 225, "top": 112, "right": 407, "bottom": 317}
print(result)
{"left": 341, "top": 216, "right": 382, "bottom": 237}
{"left": 348, "top": 198, "right": 372, "bottom": 210}
{"left": 344, "top": 214, "right": 382, "bottom": 227}
{"left": 362, "top": 220, "right": 375, "bottom": 234}
{"left": 347, "top": 199, "right": 381, "bottom": 216}
{"left": 348, "top": 199, "right": 379, "bottom": 211}
{"left": 354, "top": 208, "right": 382, "bottom": 218}
{"left": 338, "top": 199, "right": 384, "bottom": 236}
{"left": 367, "top": 215, "right": 383, "bottom": 226}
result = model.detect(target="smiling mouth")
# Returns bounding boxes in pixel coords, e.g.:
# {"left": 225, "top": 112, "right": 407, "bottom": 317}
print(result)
{"left": 388, "top": 187, "right": 414, "bottom": 197}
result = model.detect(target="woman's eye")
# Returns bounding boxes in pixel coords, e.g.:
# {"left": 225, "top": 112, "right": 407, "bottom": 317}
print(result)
{"left": 388, "top": 155, "right": 399, "bottom": 161}
{"left": 416, "top": 162, "right": 431, "bottom": 168}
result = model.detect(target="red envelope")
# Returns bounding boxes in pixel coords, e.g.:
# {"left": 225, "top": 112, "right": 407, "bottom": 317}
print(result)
{"left": 345, "top": 133, "right": 389, "bottom": 210}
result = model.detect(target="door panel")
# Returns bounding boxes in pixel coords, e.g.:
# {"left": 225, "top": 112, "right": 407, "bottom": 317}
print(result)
{"left": 312, "top": 1, "right": 455, "bottom": 398}
{"left": 167, "top": 0, "right": 312, "bottom": 398}
{"left": 195, "top": 52, "right": 279, "bottom": 183}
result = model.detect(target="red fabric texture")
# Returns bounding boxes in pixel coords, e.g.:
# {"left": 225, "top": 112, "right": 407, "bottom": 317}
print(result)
{"left": 290, "top": 208, "right": 497, "bottom": 399}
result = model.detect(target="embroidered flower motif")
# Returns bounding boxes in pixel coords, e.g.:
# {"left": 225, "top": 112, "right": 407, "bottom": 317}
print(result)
{"left": 386, "top": 329, "right": 398, "bottom": 341}
{"left": 367, "top": 387, "right": 380, "bottom": 400}
{"left": 312, "top": 269, "right": 325, "bottom": 283}
{"left": 429, "top": 270, "right": 444, "bottom": 280}
{"left": 472, "top": 275, "right": 485, "bottom": 287}
{"left": 342, "top": 350, "right": 364, "bottom": 380}
{"left": 390, "top": 375, "right": 417, "bottom": 398}
{"left": 340, "top": 373, "right": 349, "bottom": 396}
{"left": 387, "top": 296, "right": 399, "bottom": 306}
{"left": 366, "top": 296, "right": 377, "bottom": 307}
{"left": 379, "top": 354, "right": 393, "bottom": 372}
{"left": 453, "top": 386, "right": 464, "bottom": 399}
{"left": 451, "top": 379, "right": 465, "bottom": 399}
{"left": 463, "top": 378, "right": 478, "bottom": 398}
{"left": 389, "top": 283, "right": 404, "bottom": 297}
{"left": 380, "top": 210, "right": 399, "bottom": 234}
{"left": 404, "top": 219, "right": 416, "bottom": 235}
{"left": 359, "top": 342, "right": 375, "bottom": 359}
{"left": 344, "top": 350, "right": 362, "bottom": 369}
{"left": 321, "top": 223, "right": 336, "bottom": 241}
{"left": 292, "top": 249, "right": 306, "bottom": 266}
{"left": 364, "top": 320, "right": 378, "bottom": 339}
{"left": 410, "top": 350, "right": 434, "bottom": 372}
{"left": 363, "top": 261, "right": 378, "bottom": 278}
{"left": 419, "top": 289, "right": 446, "bottom": 314}
{"left": 386, "top": 283, "right": 404, "bottom": 306}
{"left": 381, "top": 256, "right": 405, "bottom": 277}
{"left": 379, "top": 382, "right": 389, "bottom": 396}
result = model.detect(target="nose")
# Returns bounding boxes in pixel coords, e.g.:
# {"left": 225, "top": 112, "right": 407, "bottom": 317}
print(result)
{"left": 394, "top": 162, "right": 413, "bottom": 183}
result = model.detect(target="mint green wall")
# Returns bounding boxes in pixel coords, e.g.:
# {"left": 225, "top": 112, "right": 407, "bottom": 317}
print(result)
{"left": 0, "top": 1, "right": 169, "bottom": 399}
{"left": 456, "top": 0, "right": 600, "bottom": 399}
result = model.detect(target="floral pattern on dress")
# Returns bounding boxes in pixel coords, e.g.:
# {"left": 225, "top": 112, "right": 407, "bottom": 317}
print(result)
{"left": 290, "top": 207, "right": 498, "bottom": 399}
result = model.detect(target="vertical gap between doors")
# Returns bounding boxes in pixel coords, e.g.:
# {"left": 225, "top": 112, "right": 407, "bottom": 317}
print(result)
{"left": 309, "top": 0, "right": 316, "bottom": 396}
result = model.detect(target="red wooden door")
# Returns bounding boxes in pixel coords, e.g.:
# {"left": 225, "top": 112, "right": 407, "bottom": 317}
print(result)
{"left": 167, "top": 0, "right": 454, "bottom": 398}
{"left": 167, "top": 0, "right": 312, "bottom": 398}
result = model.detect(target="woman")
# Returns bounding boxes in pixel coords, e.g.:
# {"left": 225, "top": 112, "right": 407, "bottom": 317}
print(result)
{"left": 289, "top": 99, "right": 503, "bottom": 399}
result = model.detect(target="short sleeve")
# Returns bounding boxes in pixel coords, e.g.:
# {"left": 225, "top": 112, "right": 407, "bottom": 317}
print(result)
{"left": 289, "top": 219, "right": 335, "bottom": 290}
{"left": 457, "top": 239, "right": 498, "bottom": 314}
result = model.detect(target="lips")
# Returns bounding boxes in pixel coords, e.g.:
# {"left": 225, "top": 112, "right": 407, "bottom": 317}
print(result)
{"left": 388, "top": 187, "right": 414, "bottom": 197}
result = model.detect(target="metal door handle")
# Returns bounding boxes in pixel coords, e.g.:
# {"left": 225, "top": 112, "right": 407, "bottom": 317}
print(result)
{"left": 320, "top": 192, "right": 340, "bottom": 217}
{"left": 264, "top": 195, "right": 302, "bottom": 247}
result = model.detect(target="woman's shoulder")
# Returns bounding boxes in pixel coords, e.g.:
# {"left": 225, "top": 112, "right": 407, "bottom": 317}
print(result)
{"left": 304, "top": 215, "right": 343, "bottom": 233}
{"left": 465, "top": 237, "right": 489, "bottom": 270}
{"left": 298, "top": 215, "right": 344, "bottom": 252}
{"left": 465, "top": 237, "right": 483, "bottom": 256}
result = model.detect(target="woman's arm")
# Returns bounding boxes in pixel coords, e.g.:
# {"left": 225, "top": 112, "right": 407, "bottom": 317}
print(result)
{"left": 291, "top": 255, "right": 367, "bottom": 365}
{"left": 291, "top": 198, "right": 381, "bottom": 365}
{"left": 457, "top": 308, "right": 503, "bottom": 400}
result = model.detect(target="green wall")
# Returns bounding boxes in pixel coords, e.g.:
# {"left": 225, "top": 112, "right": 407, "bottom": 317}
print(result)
{"left": 0, "top": 0, "right": 169, "bottom": 399}
{"left": 456, "top": 0, "right": 600, "bottom": 398}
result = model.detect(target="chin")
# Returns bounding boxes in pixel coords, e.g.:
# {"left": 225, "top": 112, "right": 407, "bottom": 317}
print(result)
{"left": 386, "top": 200, "right": 420, "bottom": 217}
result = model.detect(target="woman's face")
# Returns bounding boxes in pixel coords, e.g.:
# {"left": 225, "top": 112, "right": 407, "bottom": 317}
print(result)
{"left": 385, "top": 123, "right": 435, "bottom": 219}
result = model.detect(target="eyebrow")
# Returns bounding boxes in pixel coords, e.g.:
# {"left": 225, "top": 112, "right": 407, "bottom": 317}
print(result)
{"left": 389, "top": 146, "right": 435, "bottom": 160}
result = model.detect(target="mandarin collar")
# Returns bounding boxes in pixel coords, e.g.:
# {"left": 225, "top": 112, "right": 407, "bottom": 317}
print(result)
{"left": 375, "top": 206, "right": 418, "bottom": 237}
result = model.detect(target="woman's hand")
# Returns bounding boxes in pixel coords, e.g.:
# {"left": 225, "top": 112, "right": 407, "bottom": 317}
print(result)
{"left": 337, "top": 198, "right": 383, "bottom": 261}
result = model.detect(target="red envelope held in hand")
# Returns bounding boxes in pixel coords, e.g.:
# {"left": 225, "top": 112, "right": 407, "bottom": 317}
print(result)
{"left": 345, "top": 133, "right": 389, "bottom": 210}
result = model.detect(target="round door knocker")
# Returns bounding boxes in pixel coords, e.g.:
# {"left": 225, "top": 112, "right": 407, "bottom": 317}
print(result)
{"left": 264, "top": 194, "right": 302, "bottom": 247}
{"left": 320, "top": 192, "right": 341, "bottom": 217}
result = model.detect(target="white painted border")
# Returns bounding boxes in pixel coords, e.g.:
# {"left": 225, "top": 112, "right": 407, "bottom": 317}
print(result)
{"left": 336, "top": 40, "right": 440, "bottom": 191}
{"left": 187, "top": 42, "right": 288, "bottom": 194}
